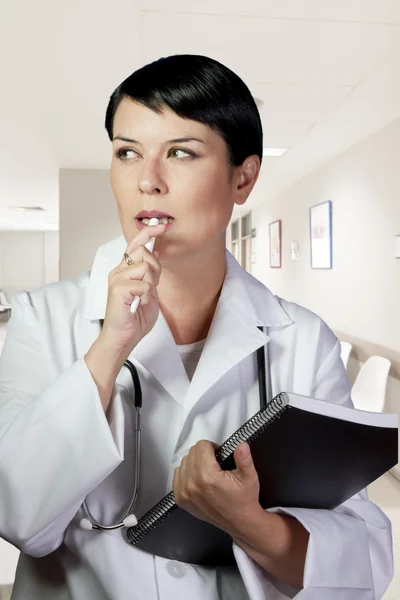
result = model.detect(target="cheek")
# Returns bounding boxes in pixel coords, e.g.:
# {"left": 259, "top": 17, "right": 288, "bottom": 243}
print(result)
{"left": 188, "top": 163, "right": 232, "bottom": 202}
{"left": 198, "top": 174, "right": 233, "bottom": 218}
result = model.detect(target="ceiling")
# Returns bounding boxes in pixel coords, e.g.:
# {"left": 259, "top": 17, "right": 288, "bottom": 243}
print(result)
{"left": 1, "top": 0, "right": 400, "bottom": 230}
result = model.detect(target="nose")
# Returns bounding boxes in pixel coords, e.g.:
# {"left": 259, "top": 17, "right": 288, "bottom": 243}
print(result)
{"left": 138, "top": 159, "right": 168, "bottom": 195}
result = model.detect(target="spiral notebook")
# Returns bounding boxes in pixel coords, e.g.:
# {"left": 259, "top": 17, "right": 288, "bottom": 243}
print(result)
{"left": 125, "top": 391, "right": 398, "bottom": 567}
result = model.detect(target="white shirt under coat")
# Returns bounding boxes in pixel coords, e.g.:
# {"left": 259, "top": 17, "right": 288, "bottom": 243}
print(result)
{"left": 0, "top": 234, "right": 393, "bottom": 600}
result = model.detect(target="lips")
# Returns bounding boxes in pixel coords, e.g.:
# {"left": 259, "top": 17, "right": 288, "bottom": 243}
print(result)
{"left": 135, "top": 210, "right": 174, "bottom": 220}
{"left": 136, "top": 218, "right": 175, "bottom": 233}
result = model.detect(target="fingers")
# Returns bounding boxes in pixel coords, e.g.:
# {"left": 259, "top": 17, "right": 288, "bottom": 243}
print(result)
{"left": 179, "top": 455, "right": 188, "bottom": 482}
{"left": 116, "top": 249, "right": 161, "bottom": 278}
{"left": 182, "top": 441, "right": 220, "bottom": 484}
{"left": 111, "top": 247, "right": 161, "bottom": 285}
{"left": 193, "top": 440, "right": 219, "bottom": 472}
{"left": 106, "top": 225, "right": 167, "bottom": 314}
{"left": 117, "top": 262, "right": 158, "bottom": 307}
{"left": 233, "top": 443, "right": 257, "bottom": 479}
{"left": 109, "top": 277, "right": 154, "bottom": 308}
{"left": 126, "top": 223, "right": 167, "bottom": 256}
{"left": 112, "top": 224, "right": 167, "bottom": 277}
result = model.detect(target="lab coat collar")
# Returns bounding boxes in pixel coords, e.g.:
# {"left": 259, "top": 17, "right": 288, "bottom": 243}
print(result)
{"left": 83, "top": 235, "right": 293, "bottom": 408}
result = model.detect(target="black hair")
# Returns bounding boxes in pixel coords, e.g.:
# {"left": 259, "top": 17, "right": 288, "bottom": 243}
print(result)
{"left": 105, "top": 54, "right": 263, "bottom": 169}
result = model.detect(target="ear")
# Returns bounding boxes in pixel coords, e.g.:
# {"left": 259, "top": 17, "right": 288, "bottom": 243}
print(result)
{"left": 233, "top": 155, "right": 260, "bottom": 206}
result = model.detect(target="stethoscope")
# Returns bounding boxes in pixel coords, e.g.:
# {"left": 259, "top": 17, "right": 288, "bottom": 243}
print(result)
{"left": 79, "top": 322, "right": 271, "bottom": 532}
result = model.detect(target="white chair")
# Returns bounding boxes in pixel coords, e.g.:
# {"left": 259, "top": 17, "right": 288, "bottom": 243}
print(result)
{"left": 340, "top": 341, "right": 352, "bottom": 370}
{"left": 351, "top": 356, "right": 391, "bottom": 413}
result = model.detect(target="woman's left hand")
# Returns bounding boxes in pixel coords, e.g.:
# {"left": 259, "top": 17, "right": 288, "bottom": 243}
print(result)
{"left": 173, "top": 440, "right": 260, "bottom": 537}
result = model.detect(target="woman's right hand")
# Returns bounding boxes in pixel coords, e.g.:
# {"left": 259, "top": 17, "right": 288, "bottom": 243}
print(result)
{"left": 100, "top": 223, "right": 167, "bottom": 358}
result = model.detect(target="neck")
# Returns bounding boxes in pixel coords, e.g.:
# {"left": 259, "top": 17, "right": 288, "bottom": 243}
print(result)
{"left": 157, "top": 239, "right": 227, "bottom": 345}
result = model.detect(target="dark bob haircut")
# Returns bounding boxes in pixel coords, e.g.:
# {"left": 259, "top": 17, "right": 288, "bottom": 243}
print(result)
{"left": 105, "top": 54, "right": 263, "bottom": 169}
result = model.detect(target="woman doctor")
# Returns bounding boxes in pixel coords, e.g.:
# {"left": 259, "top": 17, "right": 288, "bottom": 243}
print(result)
{"left": 0, "top": 54, "right": 393, "bottom": 600}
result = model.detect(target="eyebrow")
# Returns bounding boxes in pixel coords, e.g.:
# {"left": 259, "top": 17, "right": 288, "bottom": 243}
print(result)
{"left": 113, "top": 136, "right": 205, "bottom": 145}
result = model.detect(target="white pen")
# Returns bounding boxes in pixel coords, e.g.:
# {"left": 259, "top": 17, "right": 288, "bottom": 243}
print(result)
{"left": 130, "top": 217, "right": 160, "bottom": 314}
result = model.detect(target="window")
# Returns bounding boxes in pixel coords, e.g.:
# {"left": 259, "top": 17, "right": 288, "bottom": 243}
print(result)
{"left": 230, "top": 213, "right": 252, "bottom": 272}
{"left": 231, "top": 220, "right": 239, "bottom": 261}
{"left": 240, "top": 214, "right": 252, "bottom": 272}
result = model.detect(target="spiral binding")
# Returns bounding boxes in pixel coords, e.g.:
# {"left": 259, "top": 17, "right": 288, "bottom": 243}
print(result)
{"left": 215, "top": 391, "right": 289, "bottom": 464}
{"left": 126, "top": 391, "right": 290, "bottom": 546}
{"left": 126, "top": 490, "right": 177, "bottom": 544}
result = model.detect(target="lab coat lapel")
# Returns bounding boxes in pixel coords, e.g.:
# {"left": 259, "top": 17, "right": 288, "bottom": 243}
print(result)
{"left": 181, "top": 299, "right": 271, "bottom": 421}
{"left": 131, "top": 310, "right": 190, "bottom": 404}
{"left": 181, "top": 251, "right": 294, "bottom": 420}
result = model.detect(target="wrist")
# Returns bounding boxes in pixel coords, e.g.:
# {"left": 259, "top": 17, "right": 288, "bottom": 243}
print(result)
{"left": 230, "top": 504, "right": 274, "bottom": 551}
{"left": 84, "top": 335, "right": 131, "bottom": 413}
{"left": 231, "top": 509, "right": 309, "bottom": 588}
{"left": 97, "top": 329, "right": 134, "bottom": 366}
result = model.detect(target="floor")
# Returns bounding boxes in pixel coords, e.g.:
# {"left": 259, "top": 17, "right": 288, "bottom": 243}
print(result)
{"left": 0, "top": 321, "right": 398, "bottom": 597}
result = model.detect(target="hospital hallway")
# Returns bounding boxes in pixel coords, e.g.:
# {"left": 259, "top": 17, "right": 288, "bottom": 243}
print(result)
{"left": 0, "top": 319, "right": 399, "bottom": 599}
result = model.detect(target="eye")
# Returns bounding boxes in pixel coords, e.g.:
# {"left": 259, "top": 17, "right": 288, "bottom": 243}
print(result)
{"left": 169, "top": 148, "right": 196, "bottom": 159}
{"left": 115, "top": 147, "right": 196, "bottom": 160}
{"left": 116, "top": 148, "right": 138, "bottom": 160}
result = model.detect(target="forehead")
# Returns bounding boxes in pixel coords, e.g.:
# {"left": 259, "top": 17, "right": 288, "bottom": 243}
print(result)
{"left": 112, "top": 98, "right": 221, "bottom": 147}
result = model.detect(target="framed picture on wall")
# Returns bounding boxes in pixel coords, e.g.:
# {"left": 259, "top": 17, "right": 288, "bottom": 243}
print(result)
{"left": 309, "top": 200, "right": 332, "bottom": 269}
{"left": 269, "top": 220, "right": 282, "bottom": 268}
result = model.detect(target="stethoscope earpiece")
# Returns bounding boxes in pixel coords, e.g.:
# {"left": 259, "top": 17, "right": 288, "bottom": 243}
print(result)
{"left": 123, "top": 514, "right": 138, "bottom": 527}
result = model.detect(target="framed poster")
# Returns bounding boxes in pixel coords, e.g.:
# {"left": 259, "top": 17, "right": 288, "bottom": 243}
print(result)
{"left": 309, "top": 200, "right": 332, "bottom": 269}
{"left": 269, "top": 220, "right": 281, "bottom": 268}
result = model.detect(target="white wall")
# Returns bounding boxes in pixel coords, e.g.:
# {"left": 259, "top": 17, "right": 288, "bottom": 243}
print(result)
{"left": 59, "top": 169, "right": 121, "bottom": 281}
{"left": 250, "top": 117, "right": 400, "bottom": 353}
{"left": 44, "top": 230, "right": 59, "bottom": 285}
{"left": 0, "top": 231, "right": 59, "bottom": 301}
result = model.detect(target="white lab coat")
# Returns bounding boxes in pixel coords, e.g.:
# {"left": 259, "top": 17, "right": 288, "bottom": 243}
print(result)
{"left": 0, "top": 234, "right": 393, "bottom": 600}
